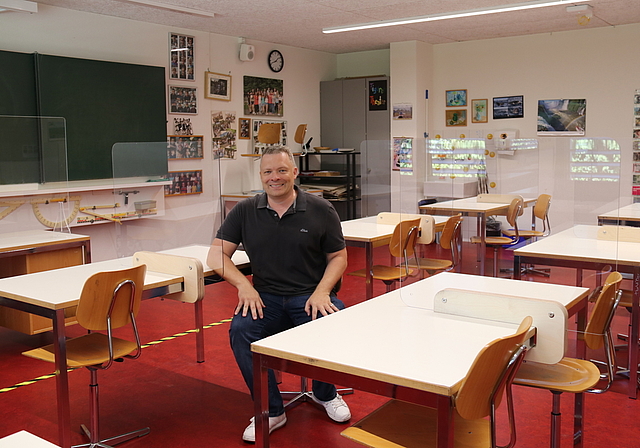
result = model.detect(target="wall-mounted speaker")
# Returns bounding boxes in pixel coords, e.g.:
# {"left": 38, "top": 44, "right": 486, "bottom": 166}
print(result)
{"left": 239, "top": 44, "right": 255, "bottom": 62}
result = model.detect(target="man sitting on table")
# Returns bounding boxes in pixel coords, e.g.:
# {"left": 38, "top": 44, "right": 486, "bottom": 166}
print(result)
{"left": 207, "top": 146, "right": 351, "bottom": 442}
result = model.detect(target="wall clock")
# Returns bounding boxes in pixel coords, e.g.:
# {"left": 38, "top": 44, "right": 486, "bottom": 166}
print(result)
{"left": 268, "top": 50, "right": 284, "bottom": 73}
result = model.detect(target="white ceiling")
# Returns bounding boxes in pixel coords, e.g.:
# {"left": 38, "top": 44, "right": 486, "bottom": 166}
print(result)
{"left": 31, "top": 0, "right": 640, "bottom": 54}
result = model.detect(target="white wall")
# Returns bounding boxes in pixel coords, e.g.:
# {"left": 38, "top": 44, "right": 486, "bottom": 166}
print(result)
{"left": 0, "top": 5, "right": 337, "bottom": 260}
{"left": 337, "top": 49, "right": 390, "bottom": 78}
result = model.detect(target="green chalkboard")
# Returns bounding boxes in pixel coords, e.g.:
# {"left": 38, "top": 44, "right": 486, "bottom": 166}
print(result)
{"left": 0, "top": 50, "right": 168, "bottom": 184}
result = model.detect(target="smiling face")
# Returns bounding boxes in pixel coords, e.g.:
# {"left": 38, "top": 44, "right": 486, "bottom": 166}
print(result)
{"left": 259, "top": 151, "right": 298, "bottom": 201}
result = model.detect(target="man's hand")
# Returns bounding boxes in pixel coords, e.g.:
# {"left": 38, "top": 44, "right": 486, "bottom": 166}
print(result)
{"left": 305, "top": 291, "right": 338, "bottom": 320}
{"left": 235, "top": 284, "right": 265, "bottom": 319}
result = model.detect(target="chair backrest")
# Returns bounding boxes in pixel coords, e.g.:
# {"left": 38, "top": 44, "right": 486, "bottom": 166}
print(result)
{"left": 388, "top": 218, "right": 422, "bottom": 259}
{"left": 257, "top": 123, "right": 281, "bottom": 144}
{"left": 504, "top": 196, "right": 524, "bottom": 236}
{"left": 294, "top": 123, "right": 307, "bottom": 144}
{"left": 533, "top": 194, "right": 551, "bottom": 234}
{"left": 440, "top": 214, "right": 462, "bottom": 250}
{"left": 455, "top": 315, "right": 532, "bottom": 421}
{"left": 585, "top": 271, "right": 622, "bottom": 350}
{"left": 75, "top": 265, "right": 147, "bottom": 331}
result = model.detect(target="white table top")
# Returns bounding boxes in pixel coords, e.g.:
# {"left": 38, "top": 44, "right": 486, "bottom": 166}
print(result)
{"left": 340, "top": 215, "right": 447, "bottom": 243}
{"left": 420, "top": 196, "right": 536, "bottom": 214}
{"left": 252, "top": 272, "right": 588, "bottom": 396}
{"left": 0, "top": 431, "right": 60, "bottom": 447}
{"left": 598, "top": 203, "right": 640, "bottom": 221}
{"left": 514, "top": 225, "right": 640, "bottom": 266}
{"left": 0, "top": 230, "right": 90, "bottom": 252}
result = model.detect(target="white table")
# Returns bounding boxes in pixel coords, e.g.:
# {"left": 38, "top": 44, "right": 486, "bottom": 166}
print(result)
{"left": 251, "top": 272, "right": 589, "bottom": 448}
{"left": 0, "top": 244, "right": 249, "bottom": 448}
{"left": 513, "top": 225, "right": 640, "bottom": 398}
{"left": 598, "top": 203, "right": 640, "bottom": 226}
{"left": 341, "top": 215, "right": 447, "bottom": 300}
{"left": 0, "top": 431, "right": 60, "bottom": 447}
{"left": 420, "top": 196, "right": 537, "bottom": 275}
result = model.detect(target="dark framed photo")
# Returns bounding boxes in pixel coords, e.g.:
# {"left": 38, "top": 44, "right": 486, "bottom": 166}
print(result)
{"left": 243, "top": 75, "right": 283, "bottom": 116}
{"left": 205, "top": 71, "right": 231, "bottom": 101}
{"left": 169, "top": 33, "right": 195, "bottom": 81}
{"left": 239, "top": 118, "right": 251, "bottom": 139}
{"left": 493, "top": 95, "right": 524, "bottom": 119}
{"left": 167, "top": 135, "right": 203, "bottom": 159}
{"left": 164, "top": 170, "right": 202, "bottom": 196}
{"left": 446, "top": 89, "right": 467, "bottom": 107}
{"left": 169, "top": 85, "right": 197, "bottom": 114}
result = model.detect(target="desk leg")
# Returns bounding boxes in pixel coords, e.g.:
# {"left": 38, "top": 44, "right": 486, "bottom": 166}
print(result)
{"left": 479, "top": 214, "right": 486, "bottom": 276}
{"left": 195, "top": 300, "right": 205, "bottom": 363}
{"left": 436, "top": 395, "right": 454, "bottom": 448}
{"left": 573, "top": 301, "right": 588, "bottom": 447}
{"left": 365, "top": 242, "right": 373, "bottom": 300}
{"left": 253, "top": 354, "right": 270, "bottom": 448}
{"left": 629, "top": 269, "right": 640, "bottom": 399}
{"left": 53, "top": 308, "right": 72, "bottom": 448}
{"left": 514, "top": 256, "right": 522, "bottom": 280}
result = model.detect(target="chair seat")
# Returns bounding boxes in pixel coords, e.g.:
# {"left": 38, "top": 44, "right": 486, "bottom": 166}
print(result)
{"left": 23, "top": 332, "right": 139, "bottom": 368}
{"left": 341, "top": 399, "right": 489, "bottom": 448}
{"left": 513, "top": 358, "right": 600, "bottom": 393}
{"left": 503, "top": 229, "right": 543, "bottom": 238}
{"left": 348, "top": 266, "right": 414, "bottom": 282}
{"left": 407, "top": 258, "right": 453, "bottom": 273}
{"left": 469, "top": 235, "right": 515, "bottom": 245}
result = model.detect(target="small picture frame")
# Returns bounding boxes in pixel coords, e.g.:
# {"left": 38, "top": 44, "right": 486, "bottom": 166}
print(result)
{"left": 169, "top": 33, "right": 195, "bottom": 81}
{"left": 239, "top": 118, "right": 251, "bottom": 139}
{"left": 471, "top": 99, "right": 488, "bottom": 123}
{"left": 393, "top": 103, "right": 413, "bottom": 120}
{"left": 169, "top": 85, "right": 197, "bottom": 114}
{"left": 493, "top": 95, "right": 524, "bottom": 119}
{"left": 446, "top": 89, "right": 467, "bottom": 107}
{"left": 205, "top": 71, "right": 231, "bottom": 101}
{"left": 167, "top": 135, "right": 203, "bottom": 159}
{"left": 445, "top": 109, "right": 467, "bottom": 126}
{"left": 164, "top": 170, "right": 203, "bottom": 196}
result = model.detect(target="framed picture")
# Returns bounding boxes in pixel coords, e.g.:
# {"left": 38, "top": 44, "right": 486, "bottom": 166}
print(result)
{"left": 243, "top": 75, "right": 283, "bottom": 116}
{"left": 252, "top": 119, "right": 287, "bottom": 154}
{"left": 167, "top": 135, "right": 203, "bottom": 159}
{"left": 172, "top": 117, "right": 193, "bottom": 135}
{"left": 169, "top": 85, "right": 197, "bottom": 114}
{"left": 392, "top": 137, "right": 413, "bottom": 172}
{"left": 446, "top": 89, "right": 467, "bottom": 107}
{"left": 212, "top": 110, "right": 237, "bottom": 159}
{"left": 369, "top": 79, "right": 388, "bottom": 111}
{"left": 471, "top": 99, "right": 488, "bottom": 123}
{"left": 205, "top": 71, "right": 231, "bottom": 101}
{"left": 393, "top": 103, "right": 412, "bottom": 120}
{"left": 239, "top": 118, "right": 251, "bottom": 139}
{"left": 164, "top": 170, "right": 202, "bottom": 196}
{"left": 537, "top": 99, "right": 586, "bottom": 135}
{"left": 446, "top": 109, "right": 467, "bottom": 126}
{"left": 169, "top": 33, "right": 195, "bottom": 81}
{"left": 493, "top": 95, "right": 524, "bottom": 119}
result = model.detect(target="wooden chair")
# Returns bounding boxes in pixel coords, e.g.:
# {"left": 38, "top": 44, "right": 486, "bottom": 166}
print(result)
{"left": 407, "top": 214, "right": 462, "bottom": 276}
{"left": 503, "top": 194, "right": 552, "bottom": 277}
{"left": 513, "top": 271, "right": 623, "bottom": 448}
{"left": 23, "top": 265, "right": 149, "bottom": 448}
{"left": 293, "top": 123, "right": 308, "bottom": 153}
{"left": 348, "top": 218, "right": 421, "bottom": 292}
{"left": 470, "top": 196, "right": 524, "bottom": 277}
{"left": 341, "top": 316, "right": 533, "bottom": 448}
{"left": 257, "top": 122, "right": 281, "bottom": 144}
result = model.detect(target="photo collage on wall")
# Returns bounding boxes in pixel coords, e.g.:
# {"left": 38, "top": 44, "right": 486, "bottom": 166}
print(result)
{"left": 632, "top": 90, "right": 640, "bottom": 202}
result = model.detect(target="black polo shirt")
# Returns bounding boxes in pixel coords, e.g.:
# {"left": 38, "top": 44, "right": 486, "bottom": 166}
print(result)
{"left": 216, "top": 187, "right": 345, "bottom": 296}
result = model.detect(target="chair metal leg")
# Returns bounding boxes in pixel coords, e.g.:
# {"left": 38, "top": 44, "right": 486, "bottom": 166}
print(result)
{"left": 550, "top": 391, "right": 562, "bottom": 448}
{"left": 281, "top": 376, "right": 354, "bottom": 410}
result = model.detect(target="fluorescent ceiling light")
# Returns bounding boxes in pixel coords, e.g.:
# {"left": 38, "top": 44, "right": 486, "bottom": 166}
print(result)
{"left": 0, "top": 0, "right": 37, "bottom": 13}
{"left": 118, "top": 0, "right": 215, "bottom": 18}
{"left": 323, "top": 0, "right": 589, "bottom": 33}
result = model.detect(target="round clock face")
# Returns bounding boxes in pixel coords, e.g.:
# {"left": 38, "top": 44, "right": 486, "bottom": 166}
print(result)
{"left": 268, "top": 50, "right": 284, "bottom": 73}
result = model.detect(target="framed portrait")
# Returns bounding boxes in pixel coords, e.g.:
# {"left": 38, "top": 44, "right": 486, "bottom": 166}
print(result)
{"left": 471, "top": 99, "right": 488, "bottom": 123}
{"left": 537, "top": 99, "right": 586, "bottom": 135}
{"left": 493, "top": 95, "right": 524, "bottom": 119}
{"left": 446, "top": 109, "right": 467, "bottom": 126}
{"left": 167, "top": 135, "right": 203, "bottom": 159}
{"left": 164, "top": 170, "right": 202, "bottom": 196}
{"left": 205, "top": 71, "right": 231, "bottom": 101}
{"left": 169, "top": 33, "right": 195, "bottom": 81}
{"left": 169, "top": 85, "right": 197, "bottom": 114}
{"left": 446, "top": 89, "right": 467, "bottom": 107}
{"left": 239, "top": 118, "right": 251, "bottom": 139}
{"left": 243, "top": 75, "right": 283, "bottom": 117}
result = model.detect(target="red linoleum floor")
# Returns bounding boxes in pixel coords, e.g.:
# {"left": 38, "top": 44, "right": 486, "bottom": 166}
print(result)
{"left": 1, "top": 243, "right": 639, "bottom": 447}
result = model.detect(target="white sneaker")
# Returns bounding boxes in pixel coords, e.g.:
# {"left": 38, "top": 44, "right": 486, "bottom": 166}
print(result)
{"left": 242, "top": 413, "right": 287, "bottom": 443}
{"left": 311, "top": 394, "right": 351, "bottom": 422}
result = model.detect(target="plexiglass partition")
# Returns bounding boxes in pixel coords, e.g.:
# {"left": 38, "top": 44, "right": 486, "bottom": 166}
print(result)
{"left": 0, "top": 115, "right": 71, "bottom": 233}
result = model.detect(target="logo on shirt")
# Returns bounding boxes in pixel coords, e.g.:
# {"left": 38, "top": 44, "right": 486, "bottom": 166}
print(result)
{"left": 300, "top": 228, "right": 309, "bottom": 233}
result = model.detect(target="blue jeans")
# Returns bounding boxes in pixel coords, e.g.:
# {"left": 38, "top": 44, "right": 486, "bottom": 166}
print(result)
{"left": 229, "top": 291, "right": 345, "bottom": 417}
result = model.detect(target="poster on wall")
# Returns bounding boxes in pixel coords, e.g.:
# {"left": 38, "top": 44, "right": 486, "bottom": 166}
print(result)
{"left": 211, "top": 110, "right": 237, "bottom": 159}
{"left": 169, "top": 33, "right": 195, "bottom": 81}
{"left": 393, "top": 103, "right": 412, "bottom": 119}
{"left": 493, "top": 95, "right": 523, "bottom": 119}
{"left": 537, "top": 99, "right": 586, "bottom": 135}
{"left": 164, "top": 170, "right": 202, "bottom": 196}
{"left": 392, "top": 137, "right": 413, "bottom": 173}
{"left": 369, "top": 80, "right": 387, "bottom": 111}
{"left": 243, "top": 76, "right": 283, "bottom": 116}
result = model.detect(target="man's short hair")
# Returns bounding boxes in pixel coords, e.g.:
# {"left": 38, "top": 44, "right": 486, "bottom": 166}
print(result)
{"left": 261, "top": 146, "right": 295, "bottom": 165}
